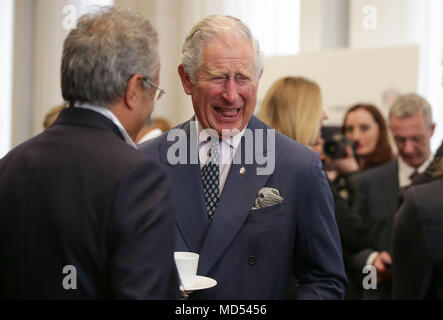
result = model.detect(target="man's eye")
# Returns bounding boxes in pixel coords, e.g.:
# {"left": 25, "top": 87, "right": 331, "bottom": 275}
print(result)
{"left": 236, "top": 76, "right": 250, "bottom": 84}
{"left": 212, "top": 76, "right": 226, "bottom": 83}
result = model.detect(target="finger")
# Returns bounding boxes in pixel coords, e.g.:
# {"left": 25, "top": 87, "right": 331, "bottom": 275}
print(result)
{"left": 380, "top": 252, "right": 392, "bottom": 264}
{"left": 345, "top": 145, "right": 353, "bottom": 157}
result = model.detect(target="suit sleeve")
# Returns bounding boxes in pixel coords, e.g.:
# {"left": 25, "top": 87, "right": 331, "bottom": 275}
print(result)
{"left": 108, "top": 159, "right": 180, "bottom": 299}
{"left": 392, "top": 187, "right": 430, "bottom": 299}
{"left": 345, "top": 174, "right": 376, "bottom": 278}
{"left": 292, "top": 153, "right": 347, "bottom": 299}
{"left": 328, "top": 178, "right": 371, "bottom": 254}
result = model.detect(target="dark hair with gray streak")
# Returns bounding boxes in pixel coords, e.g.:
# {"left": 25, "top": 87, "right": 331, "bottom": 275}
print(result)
{"left": 181, "top": 15, "right": 263, "bottom": 84}
{"left": 61, "top": 6, "right": 159, "bottom": 107}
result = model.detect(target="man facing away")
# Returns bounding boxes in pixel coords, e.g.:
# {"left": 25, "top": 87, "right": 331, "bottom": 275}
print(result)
{"left": 349, "top": 93, "right": 435, "bottom": 299}
{"left": 0, "top": 7, "right": 179, "bottom": 299}
{"left": 140, "top": 15, "right": 347, "bottom": 299}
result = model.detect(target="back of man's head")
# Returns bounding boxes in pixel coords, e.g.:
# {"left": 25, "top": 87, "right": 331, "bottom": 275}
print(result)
{"left": 61, "top": 6, "right": 159, "bottom": 108}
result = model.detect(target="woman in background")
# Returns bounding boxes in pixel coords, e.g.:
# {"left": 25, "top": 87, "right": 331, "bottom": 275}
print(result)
{"left": 341, "top": 104, "right": 393, "bottom": 170}
{"left": 326, "top": 104, "right": 394, "bottom": 204}
{"left": 258, "top": 76, "right": 325, "bottom": 147}
{"left": 258, "top": 76, "right": 369, "bottom": 254}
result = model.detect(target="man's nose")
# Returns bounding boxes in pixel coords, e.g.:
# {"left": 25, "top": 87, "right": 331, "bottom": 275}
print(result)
{"left": 222, "top": 79, "right": 240, "bottom": 103}
{"left": 403, "top": 139, "right": 415, "bottom": 154}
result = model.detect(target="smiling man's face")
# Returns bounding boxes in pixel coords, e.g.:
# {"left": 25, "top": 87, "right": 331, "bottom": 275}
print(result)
{"left": 179, "top": 35, "right": 259, "bottom": 136}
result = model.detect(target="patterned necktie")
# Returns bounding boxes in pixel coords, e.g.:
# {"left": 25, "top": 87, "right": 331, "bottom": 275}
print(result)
{"left": 202, "top": 137, "right": 219, "bottom": 223}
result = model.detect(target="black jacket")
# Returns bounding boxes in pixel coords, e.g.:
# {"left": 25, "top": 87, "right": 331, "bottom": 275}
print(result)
{"left": 0, "top": 107, "right": 179, "bottom": 299}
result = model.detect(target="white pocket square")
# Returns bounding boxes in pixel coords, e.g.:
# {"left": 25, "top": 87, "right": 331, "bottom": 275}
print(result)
{"left": 251, "top": 187, "right": 284, "bottom": 210}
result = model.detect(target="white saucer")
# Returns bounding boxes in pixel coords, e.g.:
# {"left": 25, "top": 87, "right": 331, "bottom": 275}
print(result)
{"left": 180, "top": 275, "right": 217, "bottom": 291}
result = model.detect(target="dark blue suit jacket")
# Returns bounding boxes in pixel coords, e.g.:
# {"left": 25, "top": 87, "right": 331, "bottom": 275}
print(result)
{"left": 140, "top": 116, "right": 347, "bottom": 299}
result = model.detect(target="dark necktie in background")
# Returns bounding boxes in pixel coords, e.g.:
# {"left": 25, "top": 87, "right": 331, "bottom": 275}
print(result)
{"left": 202, "top": 137, "right": 219, "bottom": 223}
{"left": 399, "top": 169, "right": 421, "bottom": 206}
{"left": 409, "top": 170, "right": 420, "bottom": 182}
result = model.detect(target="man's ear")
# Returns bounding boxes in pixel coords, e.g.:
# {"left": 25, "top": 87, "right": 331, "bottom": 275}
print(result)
{"left": 430, "top": 122, "right": 436, "bottom": 136}
{"left": 178, "top": 64, "right": 193, "bottom": 95}
{"left": 257, "top": 69, "right": 263, "bottom": 82}
{"left": 124, "top": 74, "right": 142, "bottom": 110}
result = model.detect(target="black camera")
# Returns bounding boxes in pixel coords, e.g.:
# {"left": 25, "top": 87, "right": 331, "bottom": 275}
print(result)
{"left": 323, "top": 134, "right": 353, "bottom": 159}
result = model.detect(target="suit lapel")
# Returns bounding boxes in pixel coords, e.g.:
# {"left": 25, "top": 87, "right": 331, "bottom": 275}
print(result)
{"left": 198, "top": 117, "right": 281, "bottom": 275}
{"left": 159, "top": 121, "right": 208, "bottom": 253}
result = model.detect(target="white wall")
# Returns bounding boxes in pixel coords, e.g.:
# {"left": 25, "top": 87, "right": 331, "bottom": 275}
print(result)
{"left": 258, "top": 46, "right": 419, "bottom": 126}
{"left": 0, "top": 0, "right": 14, "bottom": 158}
{"left": 349, "top": 0, "right": 443, "bottom": 151}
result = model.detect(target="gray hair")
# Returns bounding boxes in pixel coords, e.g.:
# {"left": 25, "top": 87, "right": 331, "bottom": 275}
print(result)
{"left": 61, "top": 6, "right": 159, "bottom": 107}
{"left": 181, "top": 15, "right": 263, "bottom": 84}
{"left": 389, "top": 93, "right": 433, "bottom": 126}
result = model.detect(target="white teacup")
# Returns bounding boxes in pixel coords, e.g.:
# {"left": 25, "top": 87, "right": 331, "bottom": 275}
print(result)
{"left": 174, "top": 251, "right": 199, "bottom": 290}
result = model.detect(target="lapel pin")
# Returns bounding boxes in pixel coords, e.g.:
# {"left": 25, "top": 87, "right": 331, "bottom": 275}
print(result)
{"left": 240, "top": 167, "right": 246, "bottom": 175}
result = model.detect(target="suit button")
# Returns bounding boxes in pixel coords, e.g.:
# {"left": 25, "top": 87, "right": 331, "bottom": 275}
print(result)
{"left": 248, "top": 255, "right": 256, "bottom": 265}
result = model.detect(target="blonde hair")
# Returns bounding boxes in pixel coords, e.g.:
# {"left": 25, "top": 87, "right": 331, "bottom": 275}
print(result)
{"left": 43, "top": 104, "right": 66, "bottom": 129}
{"left": 258, "top": 76, "right": 322, "bottom": 146}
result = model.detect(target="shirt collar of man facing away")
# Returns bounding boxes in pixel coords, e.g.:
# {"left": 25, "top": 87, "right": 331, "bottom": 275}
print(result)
{"left": 74, "top": 102, "right": 138, "bottom": 149}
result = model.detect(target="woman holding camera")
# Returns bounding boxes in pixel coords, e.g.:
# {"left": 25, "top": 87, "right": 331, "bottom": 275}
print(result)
{"left": 258, "top": 76, "right": 370, "bottom": 255}
{"left": 325, "top": 104, "right": 394, "bottom": 205}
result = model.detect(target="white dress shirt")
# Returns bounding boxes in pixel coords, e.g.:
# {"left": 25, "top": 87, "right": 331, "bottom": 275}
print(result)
{"left": 398, "top": 154, "right": 433, "bottom": 188}
{"left": 73, "top": 102, "right": 137, "bottom": 149}
{"left": 195, "top": 119, "right": 246, "bottom": 196}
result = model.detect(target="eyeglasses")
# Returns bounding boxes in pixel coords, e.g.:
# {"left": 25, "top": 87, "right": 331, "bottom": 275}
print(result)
{"left": 143, "top": 78, "right": 166, "bottom": 101}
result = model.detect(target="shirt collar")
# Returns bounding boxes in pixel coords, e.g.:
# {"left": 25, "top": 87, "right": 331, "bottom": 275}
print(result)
{"left": 398, "top": 153, "right": 433, "bottom": 187}
{"left": 195, "top": 117, "right": 246, "bottom": 150}
{"left": 73, "top": 102, "right": 137, "bottom": 149}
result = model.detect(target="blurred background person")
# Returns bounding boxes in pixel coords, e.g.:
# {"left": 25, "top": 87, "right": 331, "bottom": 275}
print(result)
{"left": 258, "top": 76, "right": 370, "bottom": 256}
{"left": 43, "top": 104, "right": 66, "bottom": 129}
{"left": 343, "top": 104, "right": 394, "bottom": 171}
{"left": 325, "top": 104, "right": 394, "bottom": 205}
{"left": 349, "top": 93, "right": 435, "bottom": 300}
{"left": 136, "top": 117, "right": 172, "bottom": 144}
{"left": 392, "top": 140, "right": 443, "bottom": 299}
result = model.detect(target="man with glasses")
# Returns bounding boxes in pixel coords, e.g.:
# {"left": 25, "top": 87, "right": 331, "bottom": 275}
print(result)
{"left": 144, "top": 78, "right": 166, "bottom": 102}
{"left": 0, "top": 7, "right": 179, "bottom": 299}
{"left": 348, "top": 93, "right": 435, "bottom": 300}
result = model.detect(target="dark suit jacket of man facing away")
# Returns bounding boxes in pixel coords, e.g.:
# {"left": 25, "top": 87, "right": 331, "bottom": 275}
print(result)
{"left": 393, "top": 179, "right": 443, "bottom": 299}
{"left": 0, "top": 107, "right": 179, "bottom": 299}
{"left": 139, "top": 116, "right": 347, "bottom": 299}
{"left": 347, "top": 159, "right": 399, "bottom": 299}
